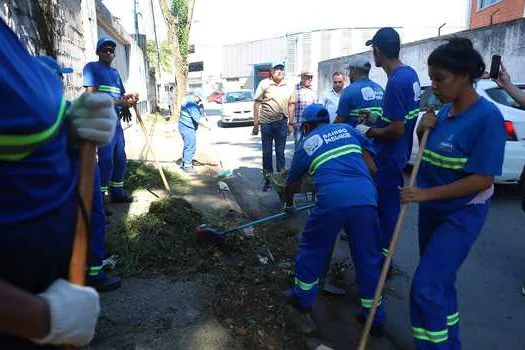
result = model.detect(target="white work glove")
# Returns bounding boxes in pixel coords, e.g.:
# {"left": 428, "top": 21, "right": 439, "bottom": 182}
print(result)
{"left": 355, "top": 124, "right": 371, "bottom": 136}
{"left": 67, "top": 93, "right": 118, "bottom": 146}
{"left": 32, "top": 279, "right": 100, "bottom": 347}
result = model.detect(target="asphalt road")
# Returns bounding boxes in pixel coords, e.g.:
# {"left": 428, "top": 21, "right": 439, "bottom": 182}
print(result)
{"left": 203, "top": 103, "right": 525, "bottom": 350}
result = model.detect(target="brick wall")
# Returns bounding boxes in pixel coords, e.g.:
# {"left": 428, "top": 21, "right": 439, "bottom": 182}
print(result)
{"left": 470, "top": 0, "right": 525, "bottom": 29}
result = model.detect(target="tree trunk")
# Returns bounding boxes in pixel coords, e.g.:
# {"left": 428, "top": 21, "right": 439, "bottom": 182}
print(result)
{"left": 159, "top": 0, "right": 195, "bottom": 122}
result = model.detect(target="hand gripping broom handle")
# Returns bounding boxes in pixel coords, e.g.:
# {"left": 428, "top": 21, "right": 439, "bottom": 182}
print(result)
{"left": 357, "top": 129, "right": 430, "bottom": 350}
{"left": 65, "top": 142, "right": 97, "bottom": 350}
{"left": 132, "top": 105, "right": 172, "bottom": 194}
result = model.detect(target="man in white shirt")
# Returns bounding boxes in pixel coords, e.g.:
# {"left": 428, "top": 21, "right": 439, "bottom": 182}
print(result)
{"left": 320, "top": 72, "right": 344, "bottom": 123}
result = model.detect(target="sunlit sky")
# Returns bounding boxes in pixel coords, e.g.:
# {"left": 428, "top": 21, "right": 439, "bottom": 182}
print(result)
{"left": 102, "top": 0, "right": 469, "bottom": 46}
{"left": 189, "top": 0, "right": 469, "bottom": 45}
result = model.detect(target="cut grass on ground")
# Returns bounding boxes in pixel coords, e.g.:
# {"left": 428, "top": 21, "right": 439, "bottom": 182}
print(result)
{"left": 124, "top": 160, "right": 187, "bottom": 193}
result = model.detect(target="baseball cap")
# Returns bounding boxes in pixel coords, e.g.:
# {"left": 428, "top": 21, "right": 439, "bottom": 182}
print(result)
{"left": 96, "top": 37, "right": 117, "bottom": 51}
{"left": 35, "top": 56, "right": 73, "bottom": 75}
{"left": 272, "top": 61, "right": 285, "bottom": 69}
{"left": 365, "top": 27, "right": 400, "bottom": 51}
{"left": 348, "top": 56, "right": 371, "bottom": 71}
{"left": 301, "top": 104, "right": 329, "bottom": 124}
{"left": 299, "top": 71, "right": 314, "bottom": 77}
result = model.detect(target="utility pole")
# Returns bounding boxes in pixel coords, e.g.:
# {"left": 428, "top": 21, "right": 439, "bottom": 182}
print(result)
{"left": 438, "top": 22, "right": 447, "bottom": 37}
{"left": 149, "top": 0, "right": 162, "bottom": 100}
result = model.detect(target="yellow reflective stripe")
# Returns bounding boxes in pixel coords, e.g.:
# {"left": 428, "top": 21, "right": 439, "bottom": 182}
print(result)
{"left": 101, "top": 186, "right": 109, "bottom": 192}
{"left": 0, "top": 151, "right": 32, "bottom": 161}
{"left": 349, "top": 107, "right": 383, "bottom": 116}
{"left": 422, "top": 150, "right": 468, "bottom": 170}
{"left": 406, "top": 108, "right": 421, "bottom": 120}
{"left": 361, "top": 297, "right": 383, "bottom": 308}
{"left": 381, "top": 115, "right": 391, "bottom": 123}
{"left": 308, "top": 145, "right": 362, "bottom": 176}
{"left": 98, "top": 85, "right": 121, "bottom": 94}
{"left": 89, "top": 265, "right": 103, "bottom": 276}
{"left": 447, "top": 312, "right": 460, "bottom": 326}
{"left": 0, "top": 96, "right": 67, "bottom": 147}
{"left": 412, "top": 327, "right": 448, "bottom": 343}
{"left": 295, "top": 277, "right": 319, "bottom": 291}
{"left": 382, "top": 248, "right": 389, "bottom": 257}
{"left": 110, "top": 181, "right": 124, "bottom": 187}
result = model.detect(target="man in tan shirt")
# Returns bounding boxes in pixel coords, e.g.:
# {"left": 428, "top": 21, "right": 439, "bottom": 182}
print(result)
{"left": 252, "top": 62, "right": 295, "bottom": 191}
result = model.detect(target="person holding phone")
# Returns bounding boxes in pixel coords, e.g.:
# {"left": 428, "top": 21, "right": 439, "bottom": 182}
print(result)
{"left": 401, "top": 38, "right": 505, "bottom": 349}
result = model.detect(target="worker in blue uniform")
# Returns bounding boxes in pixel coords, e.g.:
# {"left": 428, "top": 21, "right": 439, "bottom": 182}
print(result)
{"left": 36, "top": 56, "right": 122, "bottom": 293}
{"left": 83, "top": 37, "right": 138, "bottom": 203}
{"left": 0, "top": 19, "right": 117, "bottom": 348}
{"left": 178, "top": 94, "right": 211, "bottom": 173}
{"left": 362, "top": 27, "right": 421, "bottom": 259}
{"left": 283, "top": 104, "right": 386, "bottom": 335}
{"left": 401, "top": 38, "right": 506, "bottom": 349}
{"left": 335, "top": 56, "right": 384, "bottom": 128}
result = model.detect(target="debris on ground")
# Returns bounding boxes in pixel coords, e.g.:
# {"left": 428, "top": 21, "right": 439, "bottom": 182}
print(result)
{"left": 105, "top": 195, "right": 310, "bottom": 348}
{"left": 124, "top": 160, "right": 187, "bottom": 193}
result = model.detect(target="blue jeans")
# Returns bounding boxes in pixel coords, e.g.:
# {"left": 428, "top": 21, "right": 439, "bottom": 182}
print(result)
{"left": 261, "top": 119, "right": 287, "bottom": 175}
{"left": 179, "top": 123, "right": 197, "bottom": 167}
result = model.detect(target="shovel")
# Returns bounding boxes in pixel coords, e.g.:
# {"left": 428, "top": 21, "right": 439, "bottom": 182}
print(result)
{"left": 196, "top": 203, "right": 315, "bottom": 245}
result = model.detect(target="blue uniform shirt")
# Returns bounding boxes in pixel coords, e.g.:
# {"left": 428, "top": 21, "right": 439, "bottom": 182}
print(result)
{"left": 0, "top": 19, "right": 76, "bottom": 224}
{"left": 417, "top": 97, "right": 505, "bottom": 213}
{"left": 83, "top": 61, "right": 125, "bottom": 111}
{"left": 287, "top": 123, "right": 377, "bottom": 212}
{"left": 336, "top": 78, "right": 384, "bottom": 127}
{"left": 374, "top": 65, "right": 421, "bottom": 171}
{"left": 179, "top": 100, "right": 202, "bottom": 129}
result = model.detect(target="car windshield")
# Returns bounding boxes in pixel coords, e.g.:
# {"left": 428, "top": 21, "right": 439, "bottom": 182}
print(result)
{"left": 225, "top": 91, "right": 253, "bottom": 103}
{"left": 486, "top": 87, "right": 525, "bottom": 111}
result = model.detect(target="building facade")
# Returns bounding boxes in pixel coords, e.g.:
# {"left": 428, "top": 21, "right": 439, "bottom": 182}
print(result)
{"left": 469, "top": 0, "right": 525, "bottom": 29}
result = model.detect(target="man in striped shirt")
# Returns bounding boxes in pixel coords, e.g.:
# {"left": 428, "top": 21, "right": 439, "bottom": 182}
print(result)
{"left": 292, "top": 71, "right": 317, "bottom": 146}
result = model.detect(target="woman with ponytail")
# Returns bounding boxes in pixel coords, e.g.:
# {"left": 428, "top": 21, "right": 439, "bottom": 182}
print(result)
{"left": 400, "top": 38, "right": 506, "bottom": 349}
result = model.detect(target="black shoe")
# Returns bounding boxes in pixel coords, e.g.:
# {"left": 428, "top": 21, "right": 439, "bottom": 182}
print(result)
{"left": 355, "top": 313, "right": 384, "bottom": 338}
{"left": 111, "top": 192, "right": 134, "bottom": 203}
{"left": 262, "top": 180, "right": 271, "bottom": 192}
{"left": 89, "top": 275, "right": 122, "bottom": 293}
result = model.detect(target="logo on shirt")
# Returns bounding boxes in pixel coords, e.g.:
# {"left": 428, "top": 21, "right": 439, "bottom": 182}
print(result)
{"left": 439, "top": 141, "right": 454, "bottom": 153}
{"left": 413, "top": 82, "right": 421, "bottom": 102}
{"left": 303, "top": 134, "right": 324, "bottom": 156}
{"left": 361, "top": 87, "right": 376, "bottom": 101}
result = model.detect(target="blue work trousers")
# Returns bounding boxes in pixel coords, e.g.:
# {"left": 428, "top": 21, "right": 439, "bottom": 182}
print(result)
{"left": 375, "top": 165, "right": 404, "bottom": 257}
{"left": 88, "top": 163, "right": 107, "bottom": 282}
{"left": 0, "top": 195, "right": 77, "bottom": 349}
{"left": 293, "top": 205, "right": 386, "bottom": 326}
{"left": 411, "top": 203, "right": 489, "bottom": 350}
{"left": 261, "top": 119, "right": 287, "bottom": 175}
{"left": 98, "top": 123, "right": 127, "bottom": 197}
{"left": 179, "top": 123, "right": 197, "bottom": 167}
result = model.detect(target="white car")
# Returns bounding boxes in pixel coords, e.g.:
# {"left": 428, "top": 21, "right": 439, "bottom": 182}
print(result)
{"left": 220, "top": 90, "right": 254, "bottom": 125}
{"left": 409, "top": 80, "right": 525, "bottom": 184}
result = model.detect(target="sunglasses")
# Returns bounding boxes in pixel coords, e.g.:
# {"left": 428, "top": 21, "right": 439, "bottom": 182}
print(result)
{"left": 100, "top": 47, "right": 115, "bottom": 54}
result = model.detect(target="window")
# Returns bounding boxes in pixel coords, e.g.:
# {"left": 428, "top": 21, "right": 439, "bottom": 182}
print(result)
{"left": 478, "top": 0, "right": 501, "bottom": 10}
{"left": 224, "top": 91, "right": 254, "bottom": 103}
{"left": 486, "top": 86, "right": 525, "bottom": 111}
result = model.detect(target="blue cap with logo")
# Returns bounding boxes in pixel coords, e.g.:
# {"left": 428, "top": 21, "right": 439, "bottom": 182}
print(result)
{"left": 365, "top": 27, "right": 400, "bottom": 51}
{"left": 35, "top": 56, "right": 73, "bottom": 75}
{"left": 96, "top": 37, "right": 117, "bottom": 51}
{"left": 301, "top": 104, "right": 329, "bottom": 124}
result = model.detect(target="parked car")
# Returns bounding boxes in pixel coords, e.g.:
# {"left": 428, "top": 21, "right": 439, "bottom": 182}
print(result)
{"left": 409, "top": 80, "right": 525, "bottom": 184}
{"left": 208, "top": 91, "right": 224, "bottom": 103}
{"left": 220, "top": 90, "right": 254, "bottom": 125}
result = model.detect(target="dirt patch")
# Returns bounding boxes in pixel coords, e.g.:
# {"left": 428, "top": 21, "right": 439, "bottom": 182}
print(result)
{"left": 105, "top": 195, "right": 309, "bottom": 349}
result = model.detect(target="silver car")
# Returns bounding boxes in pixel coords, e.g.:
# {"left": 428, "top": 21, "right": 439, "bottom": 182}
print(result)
{"left": 220, "top": 90, "right": 254, "bottom": 125}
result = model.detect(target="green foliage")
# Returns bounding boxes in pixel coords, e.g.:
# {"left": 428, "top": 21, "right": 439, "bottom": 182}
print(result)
{"left": 146, "top": 40, "right": 173, "bottom": 72}
{"left": 172, "top": 0, "right": 190, "bottom": 62}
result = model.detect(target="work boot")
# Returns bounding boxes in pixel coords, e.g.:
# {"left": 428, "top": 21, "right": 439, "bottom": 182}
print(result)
{"left": 282, "top": 289, "right": 317, "bottom": 334}
{"left": 182, "top": 166, "right": 197, "bottom": 174}
{"left": 355, "top": 313, "right": 384, "bottom": 338}
{"left": 88, "top": 275, "right": 122, "bottom": 293}
{"left": 262, "top": 179, "right": 271, "bottom": 192}
{"left": 111, "top": 192, "right": 134, "bottom": 203}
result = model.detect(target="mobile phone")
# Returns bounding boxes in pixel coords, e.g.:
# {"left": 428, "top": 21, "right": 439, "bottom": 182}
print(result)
{"left": 490, "top": 55, "right": 501, "bottom": 79}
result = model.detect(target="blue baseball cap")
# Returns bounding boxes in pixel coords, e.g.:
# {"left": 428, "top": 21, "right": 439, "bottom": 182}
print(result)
{"left": 35, "top": 56, "right": 73, "bottom": 75}
{"left": 96, "top": 37, "right": 117, "bottom": 51}
{"left": 365, "top": 27, "right": 400, "bottom": 51}
{"left": 301, "top": 104, "right": 329, "bottom": 124}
